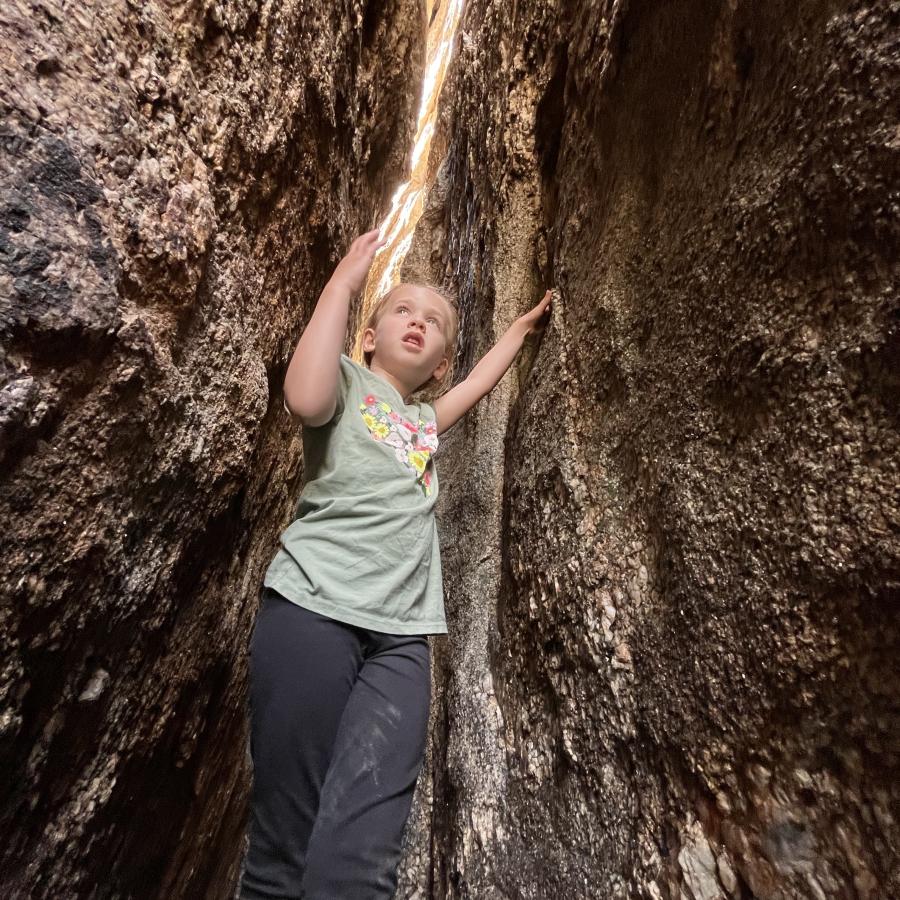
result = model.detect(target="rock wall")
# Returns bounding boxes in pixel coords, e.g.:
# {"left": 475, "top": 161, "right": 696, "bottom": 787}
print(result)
{"left": 402, "top": 1, "right": 899, "bottom": 897}
{"left": 0, "top": 1, "right": 425, "bottom": 897}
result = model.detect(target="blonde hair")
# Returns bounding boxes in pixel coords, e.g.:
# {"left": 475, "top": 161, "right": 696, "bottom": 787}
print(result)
{"left": 357, "top": 282, "right": 459, "bottom": 404}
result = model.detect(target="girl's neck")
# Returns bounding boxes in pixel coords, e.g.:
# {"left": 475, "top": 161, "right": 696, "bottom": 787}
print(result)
{"left": 368, "top": 361, "right": 413, "bottom": 403}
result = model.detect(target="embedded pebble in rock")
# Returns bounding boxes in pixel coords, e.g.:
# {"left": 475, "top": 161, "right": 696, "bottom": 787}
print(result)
{"left": 678, "top": 820, "right": 725, "bottom": 900}
{"left": 0, "top": 1, "right": 424, "bottom": 897}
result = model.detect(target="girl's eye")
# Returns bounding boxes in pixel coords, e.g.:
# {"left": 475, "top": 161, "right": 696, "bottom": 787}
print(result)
{"left": 427, "top": 317, "right": 439, "bottom": 326}
{"left": 397, "top": 306, "right": 408, "bottom": 314}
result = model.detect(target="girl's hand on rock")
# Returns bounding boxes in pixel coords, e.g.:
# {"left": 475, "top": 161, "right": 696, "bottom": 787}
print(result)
{"left": 518, "top": 289, "right": 554, "bottom": 334}
{"left": 330, "top": 229, "right": 387, "bottom": 295}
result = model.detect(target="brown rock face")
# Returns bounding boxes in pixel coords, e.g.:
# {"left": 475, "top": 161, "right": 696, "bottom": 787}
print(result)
{"left": 0, "top": 1, "right": 424, "bottom": 897}
{"left": 401, "top": 1, "right": 899, "bottom": 898}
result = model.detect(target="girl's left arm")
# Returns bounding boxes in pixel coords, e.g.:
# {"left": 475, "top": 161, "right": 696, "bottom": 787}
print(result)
{"left": 433, "top": 290, "right": 553, "bottom": 435}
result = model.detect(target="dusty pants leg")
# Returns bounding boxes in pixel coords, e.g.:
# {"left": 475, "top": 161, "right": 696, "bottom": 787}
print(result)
{"left": 239, "top": 589, "right": 364, "bottom": 900}
{"left": 301, "top": 630, "right": 431, "bottom": 899}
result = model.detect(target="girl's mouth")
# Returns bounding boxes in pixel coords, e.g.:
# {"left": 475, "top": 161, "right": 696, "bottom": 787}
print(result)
{"left": 402, "top": 333, "right": 424, "bottom": 349}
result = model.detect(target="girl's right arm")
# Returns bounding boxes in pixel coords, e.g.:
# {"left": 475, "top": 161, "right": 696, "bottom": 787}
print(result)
{"left": 283, "top": 229, "right": 386, "bottom": 426}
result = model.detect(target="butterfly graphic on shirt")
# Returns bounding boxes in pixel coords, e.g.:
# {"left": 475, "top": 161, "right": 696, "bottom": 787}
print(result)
{"left": 359, "top": 394, "right": 438, "bottom": 496}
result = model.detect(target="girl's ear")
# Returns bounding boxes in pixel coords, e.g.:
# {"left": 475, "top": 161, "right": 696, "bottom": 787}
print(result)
{"left": 431, "top": 357, "right": 449, "bottom": 381}
{"left": 362, "top": 328, "right": 376, "bottom": 353}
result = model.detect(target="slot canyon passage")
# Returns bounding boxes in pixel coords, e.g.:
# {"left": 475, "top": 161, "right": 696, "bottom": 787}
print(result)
{"left": 0, "top": 0, "right": 897, "bottom": 898}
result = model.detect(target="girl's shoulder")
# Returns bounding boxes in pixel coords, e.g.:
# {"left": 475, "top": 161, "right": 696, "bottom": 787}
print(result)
{"left": 416, "top": 397, "right": 436, "bottom": 420}
{"left": 339, "top": 352, "right": 362, "bottom": 372}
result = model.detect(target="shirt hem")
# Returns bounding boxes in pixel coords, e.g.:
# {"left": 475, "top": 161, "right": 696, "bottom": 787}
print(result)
{"left": 263, "top": 579, "right": 449, "bottom": 635}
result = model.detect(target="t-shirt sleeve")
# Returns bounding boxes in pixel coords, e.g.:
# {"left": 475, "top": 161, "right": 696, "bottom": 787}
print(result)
{"left": 331, "top": 353, "right": 356, "bottom": 419}
{"left": 418, "top": 399, "right": 436, "bottom": 425}
{"left": 282, "top": 353, "right": 355, "bottom": 426}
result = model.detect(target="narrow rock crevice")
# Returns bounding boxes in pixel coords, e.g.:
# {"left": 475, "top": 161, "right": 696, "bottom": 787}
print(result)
{"left": 2, "top": 1, "right": 898, "bottom": 898}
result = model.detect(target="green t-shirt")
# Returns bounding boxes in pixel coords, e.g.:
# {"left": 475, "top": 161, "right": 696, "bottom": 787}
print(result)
{"left": 263, "top": 353, "right": 447, "bottom": 634}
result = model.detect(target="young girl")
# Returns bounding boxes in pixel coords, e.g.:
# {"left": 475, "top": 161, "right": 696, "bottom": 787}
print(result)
{"left": 240, "top": 229, "right": 552, "bottom": 899}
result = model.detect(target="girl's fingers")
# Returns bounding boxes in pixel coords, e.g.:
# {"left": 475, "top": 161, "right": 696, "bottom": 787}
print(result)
{"left": 350, "top": 229, "right": 380, "bottom": 251}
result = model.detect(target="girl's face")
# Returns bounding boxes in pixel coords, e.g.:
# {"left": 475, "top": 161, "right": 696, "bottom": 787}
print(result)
{"left": 363, "top": 285, "right": 451, "bottom": 391}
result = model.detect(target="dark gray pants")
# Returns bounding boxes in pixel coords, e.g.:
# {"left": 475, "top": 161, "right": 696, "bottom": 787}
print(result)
{"left": 239, "top": 588, "right": 431, "bottom": 899}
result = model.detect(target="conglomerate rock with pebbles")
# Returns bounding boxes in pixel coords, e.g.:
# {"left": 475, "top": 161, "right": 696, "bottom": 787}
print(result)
{"left": 0, "top": 1, "right": 425, "bottom": 896}
{"left": 397, "top": 1, "right": 899, "bottom": 898}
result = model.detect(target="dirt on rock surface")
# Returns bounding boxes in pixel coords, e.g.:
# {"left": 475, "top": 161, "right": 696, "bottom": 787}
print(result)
{"left": 398, "top": 1, "right": 899, "bottom": 898}
{"left": 0, "top": 1, "right": 424, "bottom": 897}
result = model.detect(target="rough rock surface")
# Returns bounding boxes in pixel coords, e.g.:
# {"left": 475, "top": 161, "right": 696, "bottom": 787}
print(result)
{"left": 0, "top": 1, "right": 424, "bottom": 897}
{"left": 400, "top": 1, "right": 899, "bottom": 897}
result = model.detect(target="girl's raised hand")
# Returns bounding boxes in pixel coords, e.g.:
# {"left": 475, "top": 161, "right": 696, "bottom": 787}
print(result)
{"left": 330, "top": 229, "right": 388, "bottom": 295}
{"left": 518, "top": 289, "right": 554, "bottom": 334}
